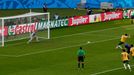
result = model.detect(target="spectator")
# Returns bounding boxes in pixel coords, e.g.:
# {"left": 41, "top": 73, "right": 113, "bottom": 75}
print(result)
{"left": 86, "top": 8, "right": 92, "bottom": 15}
{"left": 105, "top": 8, "right": 110, "bottom": 12}
{"left": 53, "top": 13, "right": 60, "bottom": 20}
{"left": 43, "top": 3, "right": 48, "bottom": 12}
{"left": 116, "top": 8, "right": 123, "bottom": 11}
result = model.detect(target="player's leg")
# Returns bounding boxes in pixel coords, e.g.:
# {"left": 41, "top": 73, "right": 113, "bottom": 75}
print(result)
{"left": 123, "top": 61, "right": 127, "bottom": 70}
{"left": 126, "top": 61, "right": 131, "bottom": 71}
{"left": 116, "top": 42, "right": 124, "bottom": 49}
{"left": 81, "top": 56, "right": 84, "bottom": 68}
{"left": 127, "top": 49, "right": 130, "bottom": 54}
{"left": 78, "top": 56, "right": 81, "bottom": 68}
{"left": 27, "top": 36, "right": 33, "bottom": 44}
{"left": 35, "top": 36, "right": 39, "bottom": 42}
{"left": 82, "top": 62, "right": 84, "bottom": 68}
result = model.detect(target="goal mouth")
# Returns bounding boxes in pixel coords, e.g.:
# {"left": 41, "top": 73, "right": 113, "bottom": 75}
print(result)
{"left": 0, "top": 12, "right": 50, "bottom": 47}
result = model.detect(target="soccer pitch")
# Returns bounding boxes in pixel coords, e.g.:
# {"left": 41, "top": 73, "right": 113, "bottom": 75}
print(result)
{"left": 0, "top": 11, "right": 134, "bottom": 75}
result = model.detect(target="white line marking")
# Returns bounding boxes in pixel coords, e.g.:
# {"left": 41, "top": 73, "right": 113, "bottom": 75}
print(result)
{"left": 90, "top": 65, "right": 134, "bottom": 75}
{"left": 14, "top": 38, "right": 118, "bottom": 57}
{"left": 4, "top": 25, "right": 122, "bottom": 47}
{"left": 5, "top": 24, "right": 133, "bottom": 43}
{"left": 1, "top": 24, "right": 134, "bottom": 57}
{"left": 0, "top": 37, "right": 119, "bottom": 57}
{"left": 50, "top": 24, "right": 134, "bottom": 39}
{"left": 51, "top": 26, "right": 121, "bottom": 39}
{"left": 0, "top": 54, "right": 17, "bottom": 57}
{"left": 5, "top": 37, "right": 28, "bottom": 42}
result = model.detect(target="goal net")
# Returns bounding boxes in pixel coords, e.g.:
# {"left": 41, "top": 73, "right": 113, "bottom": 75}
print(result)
{"left": 0, "top": 12, "right": 50, "bottom": 47}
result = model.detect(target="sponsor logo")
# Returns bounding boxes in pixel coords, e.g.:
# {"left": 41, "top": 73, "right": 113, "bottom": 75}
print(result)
{"left": 68, "top": 16, "right": 89, "bottom": 26}
{"left": 0, "top": 26, "right": 8, "bottom": 36}
{"left": 104, "top": 12, "right": 121, "bottom": 21}
{"left": 7, "top": 19, "right": 68, "bottom": 36}
{"left": 102, "top": 11, "right": 123, "bottom": 21}
{"left": 8, "top": 23, "right": 36, "bottom": 35}
{"left": 90, "top": 14, "right": 101, "bottom": 23}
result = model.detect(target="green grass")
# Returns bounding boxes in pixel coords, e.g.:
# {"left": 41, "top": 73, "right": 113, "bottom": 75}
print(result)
{"left": 0, "top": 18, "right": 134, "bottom": 75}
{"left": 0, "top": 9, "right": 134, "bottom": 75}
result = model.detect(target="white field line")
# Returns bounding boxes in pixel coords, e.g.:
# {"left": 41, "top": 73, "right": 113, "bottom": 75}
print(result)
{"left": 90, "top": 65, "right": 134, "bottom": 75}
{"left": 1, "top": 24, "right": 133, "bottom": 57}
{"left": 51, "top": 26, "right": 122, "bottom": 39}
{"left": 6, "top": 34, "right": 117, "bottom": 47}
{"left": 5, "top": 37, "right": 28, "bottom": 42}
{"left": 0, "top": 54, "right": 18, "bottom": 57}
{"left": 0, "top": 37, "right": 119, "bottom": 57}
{"left": 39, "top": 33, "right": 117, "bottom": 40}
{"left": 5, "top": 25, "right": 122, "bottom": 47}
{"left": 50, "top": 24, "right": 134, "bottom": 39}
{"left": 5, "top": 24, "right": 133, "bottom": 43}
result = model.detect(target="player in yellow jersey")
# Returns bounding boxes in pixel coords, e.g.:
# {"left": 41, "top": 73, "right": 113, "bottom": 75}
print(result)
{"left": 116, "top": 34, "right": 130, "bottom": 49}
{"left": 130, "top": 44, "right": 134, "bottom": 59}
{"left": 121, "top": 49, "right": 131, "bottom": 71}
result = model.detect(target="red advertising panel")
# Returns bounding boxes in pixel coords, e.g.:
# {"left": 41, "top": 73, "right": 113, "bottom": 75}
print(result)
{"left": 101, "top": 11, "right": 123, "bottom": 21}
{"left": 0, "top": 26, "right": 8, "bottom": 36}
{"left": 68, "top": 15, "right": 89, "bottom": 26}
{"left": 8, "top": 23, "right": 36, "bottom": 36}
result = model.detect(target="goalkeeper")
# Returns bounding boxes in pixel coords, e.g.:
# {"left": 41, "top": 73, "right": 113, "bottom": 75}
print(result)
{"left": 27, "top": 31, "right": 39, "bottom": 44}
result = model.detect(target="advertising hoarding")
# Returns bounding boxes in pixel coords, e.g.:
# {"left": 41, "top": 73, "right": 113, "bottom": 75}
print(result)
{"left": 0, "top": 26, "right": 8, "bottom": 36}
{"left": 101, "top": 11, "right": 123, "bottom": 21}
{"left": 68, "top": 16, "right": 89, "bottom": 26}
{"left": 89, "top": 14, "right": 101, "bottom": 23}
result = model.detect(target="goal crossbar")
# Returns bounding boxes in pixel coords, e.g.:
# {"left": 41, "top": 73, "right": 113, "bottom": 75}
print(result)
{"left": 0, "top": 12, "right": 49, "bottom": 20}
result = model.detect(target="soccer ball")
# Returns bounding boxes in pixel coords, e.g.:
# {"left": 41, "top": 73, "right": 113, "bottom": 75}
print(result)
{"left": 87, "top": 41, "right": 91, "bottom": 44}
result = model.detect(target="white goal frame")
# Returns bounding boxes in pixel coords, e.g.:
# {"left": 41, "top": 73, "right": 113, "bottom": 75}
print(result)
{"left": 0, "top": 12, "right": 50, "bottom": 47}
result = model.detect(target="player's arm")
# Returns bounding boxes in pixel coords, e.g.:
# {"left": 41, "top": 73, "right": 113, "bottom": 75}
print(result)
{"left": 126, "top": 35, "right": 130, "bottom": 38}
{"left": 128, "top": 35, "right": 130, "bottom": 38}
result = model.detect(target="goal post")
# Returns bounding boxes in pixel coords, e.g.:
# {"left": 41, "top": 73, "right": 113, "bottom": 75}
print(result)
{"left": 0, "top": 19, "right": 4, "bottom": 47}
{"left": 0, "top": 12, "right": 50, "bottom": 47}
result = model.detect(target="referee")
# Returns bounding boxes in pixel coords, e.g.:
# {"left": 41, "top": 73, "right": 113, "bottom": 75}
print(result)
{"left": 77, "top": 47, "right": 85, "bottom": 69}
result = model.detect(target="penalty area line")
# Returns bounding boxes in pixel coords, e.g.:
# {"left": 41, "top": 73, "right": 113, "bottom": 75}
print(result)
{"left": 16, "top": 38, "right": 119, "bottom": 57}
{"left": 90, "top": 65, "right": 134, "bottom": 75}
{"left": 0, "top": 54, "right": 18, "bottom": 57}
{"left": 5, "top": 24, "right": 134, "bottom": 47}
{"left": 0, "top": 37, "right": 119, "bottom": 57}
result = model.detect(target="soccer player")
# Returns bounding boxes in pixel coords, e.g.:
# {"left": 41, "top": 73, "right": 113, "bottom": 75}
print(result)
{"left": 27, "top": 31, "right": 39, "bottom": 44}
{"left": 77, "top": 47, "right": 85, "bottom": 69}
{"left": 121, "top": 49, "right": 131, "bottom": 71}
{"left": 116, "top": 34, "right": 130, "bottom": 49}
{"left": 130, "top": 44, "right": 134, "bottom": 59}
{"left": 124, "top": 43, "right": 131, "bottom": 54}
